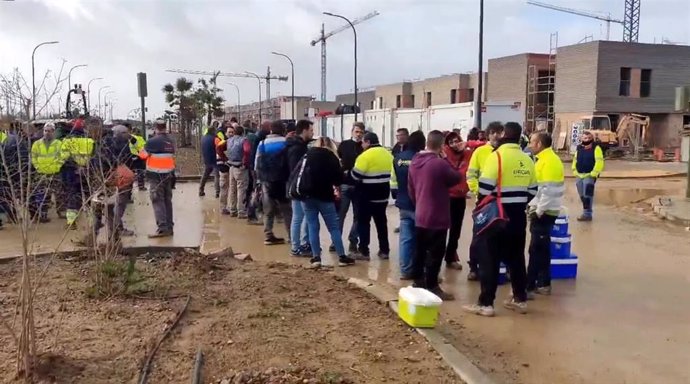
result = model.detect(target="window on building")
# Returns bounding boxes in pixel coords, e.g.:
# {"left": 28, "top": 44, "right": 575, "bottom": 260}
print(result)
{"left": 396, "top": 95, "right": 402, "bottom": 108}
{"left": 425, "top": 91, "right": 432, "bottom": 107}
{"left": 410, "top": 94, "right": 415, "bottom": 108}
{"left": 619, "top": 67, "right": 631, "bottom": 96}
{"left": 468, "top": 88, "right": 475, "bottom": 102}
{"left": 450, "top": 89, "right": 457, "bottom": 104}
{"left": 370, "top": 100, "right": 375, "bottom": 109}
{"left": 640, "top": 69, "right": 652, "bottom": 97}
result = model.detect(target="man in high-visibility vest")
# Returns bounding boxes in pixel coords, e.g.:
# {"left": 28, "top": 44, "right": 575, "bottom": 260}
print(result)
{"left": 465, "top": 122, "right": 504, "bottom": 280}
{"left": 139, "top": 120, "right": 176, "bottom": 238}
{"left": 572, "top": 130, "right": 604, "bottom": 221}
{"left": 30, "top": 122, "right": 64, "bottom": 222}
{"left": 463, "top": 122, "right": 537, "bottom": 317}
{"left": 126, "top": 124, "right": 146, "bottom": 191}
{"left": 526, "top": 132, "right": 564, "bottom": 297}
{"left": 60, "top": 118, "right": 95, "bottom": 229}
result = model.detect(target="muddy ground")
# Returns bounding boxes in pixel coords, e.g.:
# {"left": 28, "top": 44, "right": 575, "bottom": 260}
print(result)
{"left": 0, "top": 251, "right": 461, "bottom": 384}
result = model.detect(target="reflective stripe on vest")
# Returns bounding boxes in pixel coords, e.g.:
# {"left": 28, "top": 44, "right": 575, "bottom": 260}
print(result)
{"left": 61, "top": 137, "right": 94, "bottom": 167}
{"left": 145, "top": 153, "right": 175, "bottom": 173}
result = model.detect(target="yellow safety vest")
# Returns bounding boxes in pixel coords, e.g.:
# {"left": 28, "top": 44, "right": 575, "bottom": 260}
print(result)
{"left": 529, "top": 147, "right": 565, "bottom": 216}
{"left": 129, "top": 134, "right": 146, "bottom": 156}
{"left": 466, "top": 143, "right": 494, "bottom": 194}
{"left": 478, "top": 143, "right": 537, "bottom": 204}
{"left": 351, "top": 145, "right": 394, "bottom": 203}
{"left": 31, "top": 138, "right": 63, "bottom": 175}
{"left": 60, "top": 136, "right": 95, "bottom": 167}
{"left": 0, "top": 131, "right": 7, "bottom": 144}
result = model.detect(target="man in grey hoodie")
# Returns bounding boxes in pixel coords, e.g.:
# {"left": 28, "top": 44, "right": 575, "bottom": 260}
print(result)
{"left": 408, "top": 130, "right": 462, "bottom": 300}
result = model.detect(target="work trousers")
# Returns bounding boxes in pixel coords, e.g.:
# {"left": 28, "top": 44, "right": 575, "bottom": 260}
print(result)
{"left": 412, "top": 227, "right": 448, "bottom": 290}
{"left": 357, "top": 200, "right": 389, "bottom": 256}
{"left": 445, "top": 197, "right": 467, "bottom": 262}
{"left": 149, "top": 174, "right": 174, "bottom": 232}
{"left": 262, "top": 182, "right": 291, "bottom": 239}
{"left": 478, "top": 204, "right": 529, "bottom": 306}
{"left": 199, "top": 164, "right": 219, "bottom": 195}
{"left": 526, "top": 214, "right": 557, "bottom": 291}
{"left": 219, "top": 170, "right": 230, "bottom": 209}
{"left": 338, "top": 184, "right": 360, "bottom": 248}
{"left": 575, "top": 176, "right": 596, "bottom": 218}
{"left": 112, "top": 187, "right": 131, "bottom": 231}
{"left": 32, "top": 174, "right": 64, "bottom": 218}
{"left": 228, "top": 166, "right": 249, "bottom": 215}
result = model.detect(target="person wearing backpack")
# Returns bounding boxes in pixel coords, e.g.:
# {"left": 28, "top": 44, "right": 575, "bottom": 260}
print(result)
{"left": 286, "top": 120, "right": 314, "bottom": 257}
{"left": 296, "top": 137, "right": 355, "bottom": 268}
{"left": 225, "top": 124, "right": 251, "bottom": 218}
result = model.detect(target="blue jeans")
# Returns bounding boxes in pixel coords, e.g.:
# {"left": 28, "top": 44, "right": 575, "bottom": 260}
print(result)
{"left": 290, "top": 199, "right": 310, "bottom": 251}
{"left": 303, "top": 198, "right": 345, "bottom": 257}
{"left": 399, "top": 209, "right": 416, "bottom": 277}
{"left": 338, "top": 184, "right": 359, "bottom": 247}
{"left": 575, "top": 177, "right": 596, "bottom": 218}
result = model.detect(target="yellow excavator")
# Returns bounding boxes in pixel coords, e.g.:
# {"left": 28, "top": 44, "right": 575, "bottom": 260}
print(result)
{"left": 580, "top": 113, "right": 650, "bottom": 158}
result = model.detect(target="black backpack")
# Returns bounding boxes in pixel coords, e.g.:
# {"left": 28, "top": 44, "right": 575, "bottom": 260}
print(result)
{"left": 287, "top": 154, "right": 312, "bottom": 200}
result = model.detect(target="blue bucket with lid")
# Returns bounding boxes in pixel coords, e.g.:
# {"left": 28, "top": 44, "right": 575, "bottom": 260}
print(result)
{"left": 551, "top": 215, "right": 569, "bottom": 237}
{"left": 550, "top": 235, "right": 571, "bottom": 259}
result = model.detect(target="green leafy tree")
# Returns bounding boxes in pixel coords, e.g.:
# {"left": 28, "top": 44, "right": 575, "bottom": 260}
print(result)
{"left": 162, "top": 77, "right": 195, "bottom": 147}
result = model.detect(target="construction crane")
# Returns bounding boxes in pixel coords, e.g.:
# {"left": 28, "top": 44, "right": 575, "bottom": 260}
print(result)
{"left": 527, "top": 1, "right": 640, "bottom": 42}
{"left": 166, "top": 67, "right": 288, "bottom": 119}
{"left": 310, "top": 11, "right": 379, "bottom": 102}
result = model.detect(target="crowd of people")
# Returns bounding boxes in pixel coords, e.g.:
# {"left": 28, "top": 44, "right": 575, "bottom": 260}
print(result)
{"left": 1, "top": 115, "right": 606, "bottom": 316}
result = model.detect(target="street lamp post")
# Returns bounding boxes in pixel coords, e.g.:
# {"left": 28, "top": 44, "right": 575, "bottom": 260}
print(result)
{"left": 31, "top": 40, "right": 59, "bottom": 120}
{"left": 103, "top": 91, "right": 115, "bottom": 120}
{"left": 474, "top": 0, "right": 484, "bottom": 130}
{"left": 245, "top": 72, "right": 262, "bottom": 123}
{"left": 226, "top": 82, "right": 241, "bottom": 122}
{"left": 87, "top": 77, "right": 103, "bottom": 112}
{"left": 271, "top": 51, "right": 295, "bottom": 121}
{"left": 323, "top": 12, "right": 358, "bottom": 121}
{"left": 67, "top": 64, "right": 87, "bottom": 91}
{"left": 97, "top": 86, "right": 111, "bottom": 118}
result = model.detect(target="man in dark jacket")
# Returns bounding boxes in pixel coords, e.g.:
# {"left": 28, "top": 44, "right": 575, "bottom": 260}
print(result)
{"left": 392, "top": 128, "right": 409, "bottom": 156}
{"left": 199, "top": 121, "right": 220, "bottom": 197}
{"left": 335, "top": 122, "right": 365, "bottom": 253}
{"left": 391, "top": 130, "right": 425, "bottom": 279}
{"left": 286, "top": 120, "right": 314, "bottom": 257}
{"left": 408, "top": 130, "right": 462, "bottom": 300}
{"left": 245, "top": 121, "right": 271, "bottom": 224}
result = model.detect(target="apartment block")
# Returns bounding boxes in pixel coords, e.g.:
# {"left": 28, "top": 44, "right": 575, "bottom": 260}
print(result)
{"left": 555, "top": 41, "right": 690, "bottom": 147}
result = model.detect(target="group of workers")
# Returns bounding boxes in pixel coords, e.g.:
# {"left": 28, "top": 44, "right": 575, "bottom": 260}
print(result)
{"left": 0, "top": 117, "right": 176, "bottom": 240}
{"left": 2, "top": 114, "right": 606, "bottom": 315}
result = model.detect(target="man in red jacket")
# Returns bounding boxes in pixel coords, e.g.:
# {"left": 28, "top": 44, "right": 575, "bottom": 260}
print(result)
{"left": 442, "top": 132, "right": 485, "bottom": 271}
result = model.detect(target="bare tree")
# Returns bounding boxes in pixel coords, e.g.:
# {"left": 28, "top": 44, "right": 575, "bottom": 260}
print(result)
{"left": 0, "top": 61, "right": 68, "bottom": 120}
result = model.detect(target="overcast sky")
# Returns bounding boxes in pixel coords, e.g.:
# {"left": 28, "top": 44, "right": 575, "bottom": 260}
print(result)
{"left": 1, "top": 0, "right": 689, "bottom": 120}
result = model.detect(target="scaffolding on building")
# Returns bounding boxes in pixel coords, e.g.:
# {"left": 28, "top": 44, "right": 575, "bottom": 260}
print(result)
{"left": 527, "top": 32, "right": 558, "bottom": 133}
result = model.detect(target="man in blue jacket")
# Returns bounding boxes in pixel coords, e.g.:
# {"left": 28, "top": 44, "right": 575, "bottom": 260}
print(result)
{"left": 199, "top": 121, "right": 220, "bottom": 197}
{"left": 390, "top": 130, "right": 426, "bottom": 279}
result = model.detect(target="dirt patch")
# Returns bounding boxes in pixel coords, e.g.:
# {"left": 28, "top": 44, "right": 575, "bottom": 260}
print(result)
{"left": 0, "top": 253, "right": 461, "bottom": 383}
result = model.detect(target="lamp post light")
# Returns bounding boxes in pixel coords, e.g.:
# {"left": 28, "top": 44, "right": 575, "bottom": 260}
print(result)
{"left": 245, "top": 71, "right": 262, "bottom": 123}
{"left": 271, "top": 51, "right": 295, "bottom": 121}
{"left": 87, "top": 77, "right": 103, "bottom": 111}
{"left": 226, "top": 82, "right": 241, "bottom": 122}
{"left": 323, "top": 12, "right": 358, "bottom": 121}
{"left": 31, "top": 40, "right": 59, "bottom": 120}
{"left": 103, "top": 91, "right": 115, "bottom": 120}
{"left": 97, "top": 86, "right": 111, "bottom": 118}
{"left": 67, "top": 64, "right": 87, "bottom": 91}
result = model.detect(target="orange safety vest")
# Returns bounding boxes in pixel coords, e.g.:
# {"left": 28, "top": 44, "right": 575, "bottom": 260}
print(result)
{"left": 138, "top": 150, "right": 175, "bottom": 173}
